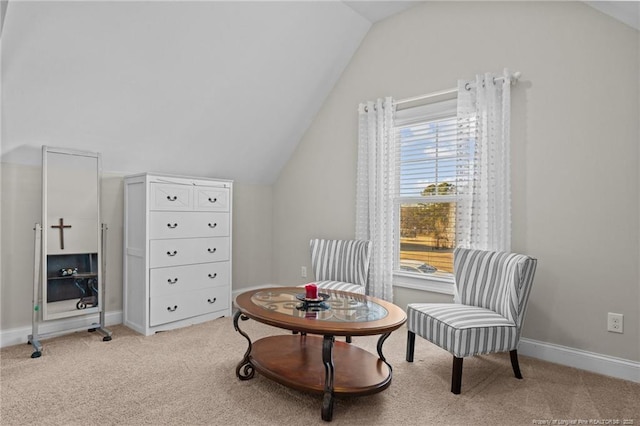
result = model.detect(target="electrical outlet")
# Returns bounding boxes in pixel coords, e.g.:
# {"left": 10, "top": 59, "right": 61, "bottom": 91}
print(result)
{"left": 301, "top": 266, "right": 307, "bottom": 278}
{"left": 607, "top": 313, "right": 623, "bottom": 334}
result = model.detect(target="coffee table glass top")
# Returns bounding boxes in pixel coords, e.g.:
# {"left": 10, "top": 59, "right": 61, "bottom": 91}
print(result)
{"left": 251, "top": 288, "right": 388, "bottom": 323}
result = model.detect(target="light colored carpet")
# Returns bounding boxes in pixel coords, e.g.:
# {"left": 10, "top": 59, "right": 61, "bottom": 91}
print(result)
{"left": 1, "top": 317, "right": 639, "bottom": 425}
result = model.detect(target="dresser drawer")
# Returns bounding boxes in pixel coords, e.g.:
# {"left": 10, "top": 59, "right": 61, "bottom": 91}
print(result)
{"left": 150, "top": 183, "right": 193, "bottom": 211}
{"left": 194, "top": 187, "right": 230, "bottom": 211}
{"left": 149, "top": 237, "right": 229, "bottom": 268}
{"left": 149, "top": 212, "right": 229, "bottom": 239}
{"left": 150, "top": 286, "right": 229, "bottom": 326}
{"left": 150, "top": 262, "right": 230, "bottom": 298}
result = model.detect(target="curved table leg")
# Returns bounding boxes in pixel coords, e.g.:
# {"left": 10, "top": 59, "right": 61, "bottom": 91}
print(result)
{"left": 233, "top": 310, "right": 255, "bottom": 380}
{"left": 321, "top": 335, "right": 335, "bottom": 421}
{"left": 376, "top": 332, "right": 393, "bottom": 371}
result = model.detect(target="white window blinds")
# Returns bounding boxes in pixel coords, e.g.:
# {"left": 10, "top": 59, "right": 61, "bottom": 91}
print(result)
{"left": 394, "top": 98, "right": 476, "bottom": 275}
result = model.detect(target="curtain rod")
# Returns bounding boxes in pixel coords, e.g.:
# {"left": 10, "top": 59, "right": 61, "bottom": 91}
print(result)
{"left": 394, "top": 71, "right": 522, "bottom": 106}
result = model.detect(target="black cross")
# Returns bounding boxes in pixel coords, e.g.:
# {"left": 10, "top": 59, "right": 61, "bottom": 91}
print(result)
{"left": 51, "top": 218, "right": 71, "bottom": 250}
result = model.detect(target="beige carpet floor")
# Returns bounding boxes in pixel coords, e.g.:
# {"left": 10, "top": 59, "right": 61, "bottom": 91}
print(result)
{"left": 1, "top": 317, "right": 639, "bottom": 425}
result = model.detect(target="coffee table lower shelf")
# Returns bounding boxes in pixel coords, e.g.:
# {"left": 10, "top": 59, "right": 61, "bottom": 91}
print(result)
{"left": 249, "top": 334, "right": 391, "bottom": 396}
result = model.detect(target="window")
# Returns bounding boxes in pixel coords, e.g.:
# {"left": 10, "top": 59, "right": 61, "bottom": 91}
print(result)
{"left": 394, "top": 98, "right": 472, "bottom": 280}
{"left": 358, "top": 73, "right": 512, "bottom": 297}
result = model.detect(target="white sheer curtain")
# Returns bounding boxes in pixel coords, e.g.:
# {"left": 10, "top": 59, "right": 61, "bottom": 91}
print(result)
{"left": 355, "top": 97, "right": 396, "bottom": 301}
{"left": 456, "top": 69, "right": 513, "bottom": 252}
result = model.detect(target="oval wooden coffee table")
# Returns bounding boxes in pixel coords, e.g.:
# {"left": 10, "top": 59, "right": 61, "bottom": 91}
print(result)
{"left": 233, "top": 287, "right": 406, "bottom": 422}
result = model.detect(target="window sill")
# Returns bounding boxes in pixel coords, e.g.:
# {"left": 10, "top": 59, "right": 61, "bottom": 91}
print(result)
{"left": 393, "top": 271, "right": 455, "bottom": 295}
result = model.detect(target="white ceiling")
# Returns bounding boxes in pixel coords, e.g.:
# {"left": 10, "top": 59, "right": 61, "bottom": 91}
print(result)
{"left": 0, "top": 1, "right": 417, "bottom": 184}
{"left": 1, "top": 1, "right": 636, "bottom": 184}
{"left": 585, "top": 1, "right": 640, "bottom": 30}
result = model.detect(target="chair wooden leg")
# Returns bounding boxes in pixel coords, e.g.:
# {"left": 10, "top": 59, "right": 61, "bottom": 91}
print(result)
{"left": 346, "top": 336, "right": 352, "bottom": 343}
{"left": 451, "top": 356, "right": 463, "bottom": 394}
{"left": 406, "top": 330, "right": 415, "bottom": 362}
{"left": 510, "top": 349, "right": 523, "bottom": 379}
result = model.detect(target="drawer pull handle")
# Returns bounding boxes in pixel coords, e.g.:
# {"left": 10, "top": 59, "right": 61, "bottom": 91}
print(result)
{"left": 167, "top": 305, "right": 178, "bottom": 312}
{"left": 167, "top": 223, "right": 178, "bottom": 229}
{"left": 167, "top": 195, "right": 178, "bottom": 201}
{"left": 208, "top": 197, "right": 217, "bottom": 203}
{"left": 208, "top": 273, "right": 217, "bottom": 279}
{"left": 207, "top": 298, "right": 217, "bottom": 304}
{"left": 167, "top": 278, "right": 178, "bottom": 284}
{"left": 208, "top": 248, "right": 217, "bottom": 253}
{"left": 208, "top": 223, "right": 217, "bottom": 228}
{"left": 167, "top": 250, "right": 178, "bottom": 256}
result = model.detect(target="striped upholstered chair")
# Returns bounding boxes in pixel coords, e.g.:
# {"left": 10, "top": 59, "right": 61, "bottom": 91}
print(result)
{"left": 406, "top": 247, "right": 537, "bottom": 394}
{"left": 305, "top": 238, "right": 372, "bottom": 295}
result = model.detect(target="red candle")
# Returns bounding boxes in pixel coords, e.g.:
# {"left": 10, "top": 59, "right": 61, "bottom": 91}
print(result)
{"left": 305, "top": 283, "right": 318, "bottom": 299}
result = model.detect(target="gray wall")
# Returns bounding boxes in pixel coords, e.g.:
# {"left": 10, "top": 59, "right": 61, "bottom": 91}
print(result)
{"left": 0, "top": 162, "right": 272, "bottom": 331}
{"left": 272, "top": 1, "right": 640, "bottom": 361}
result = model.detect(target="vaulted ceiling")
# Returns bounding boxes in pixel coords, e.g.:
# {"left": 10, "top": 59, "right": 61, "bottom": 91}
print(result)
{"left": 0, "top": 1, "right": 416, "bottom": 184}
{"left": 1, "top": 1, "right": 636, "bottom": 184}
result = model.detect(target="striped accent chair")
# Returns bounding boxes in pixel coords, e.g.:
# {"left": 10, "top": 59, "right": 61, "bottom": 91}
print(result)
{"left": 406, "top": 247, "right": 537, "bottom": 394}
{"left": 306, "top": 239, "right": 372, "bottom": 295}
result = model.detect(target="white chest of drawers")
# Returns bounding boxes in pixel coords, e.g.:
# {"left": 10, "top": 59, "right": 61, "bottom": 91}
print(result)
{"left": 123, "top": 173, "right": 232, "bottom": 336}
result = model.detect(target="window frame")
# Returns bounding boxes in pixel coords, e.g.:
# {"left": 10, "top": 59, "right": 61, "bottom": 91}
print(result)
{"left": 392, "top": 96, "right": 459, "bottom": 295}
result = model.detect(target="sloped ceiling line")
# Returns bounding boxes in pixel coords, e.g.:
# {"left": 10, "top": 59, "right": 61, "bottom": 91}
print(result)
{"left": 0, "top": 0, "right": 8, "bottom": 37}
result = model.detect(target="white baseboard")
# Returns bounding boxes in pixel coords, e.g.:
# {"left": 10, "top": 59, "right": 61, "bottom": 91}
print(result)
{"left": 0, "top": 310, "right": 123, "bottom": 349}
{"left": 519, "top": 337, "right": 640, "bottom": 383}
{"left": 3, "top": 303, "right": 637, "bottom": 385}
